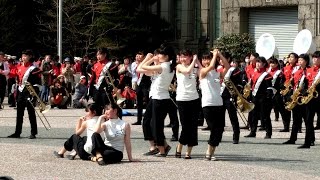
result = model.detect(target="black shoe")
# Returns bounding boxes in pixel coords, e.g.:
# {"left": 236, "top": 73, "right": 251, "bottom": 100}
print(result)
{"left": 143, "top": 148, "right": 159, "bottom": 156}
{"left": 53, "top": 151, "right": 64, "bottom": 158}
{"left": 258, "top": 127, "right": 266, "bottom": 131}
{"left": 66, "top": 154, "right": 76, "bottom": 160}
{"left": 9, "top": 105, "right": 16, "bottom": 107}
{"left": 240, "top": 126, "right": 249, "bottom": 130}
{"left": 298, "top": 144, "right": 310, "bottom": 149}
{"left": 275, "top": 118, "right": 279, "bottom": 121}
{"left": 7, "top": 133, "right": 20, "bottom": 138}
{"left": 311, "top": 142, "right": 315, "bottom": 146}
{"left": 170, "top": 137, "right": 178, "bottom": 142}
{"left": 165, "top": 124, "right": 172, "bottom": 128}
{"left": 244, "top": 133, "right": 256, "bottom": 138}
{"left": 264, "top": 135, "right": 271, "bottom": 139}
{"left": 132, "top": 121, "right": 141, "bottom": 125}
{"left": 314, "top": 126, "right": 320, "bottom": 130}
{"left": 29, "top": 135, "right": 36, "bottom": 139}
{"left": 233, "top": 140, "right": 239, "bottom": 144}
{"left": 282, "top": 140, "right": 295, "bottom": 144}
{"left": 202, "top": 127, "right": 210, "bottom": 131}
{"left": 298, "top": 129, "right": 302, "bottom": 133}
{"left": 279, "top": 129, "right": 289, "bottom": 132}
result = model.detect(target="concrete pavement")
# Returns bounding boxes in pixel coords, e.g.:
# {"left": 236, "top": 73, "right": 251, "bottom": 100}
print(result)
{"left": 1, "top": 102, "right": 320, "bottom": 180}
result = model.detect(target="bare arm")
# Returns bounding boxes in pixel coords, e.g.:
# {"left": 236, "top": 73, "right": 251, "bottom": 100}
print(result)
{"left": 75, "top": 117, "right": 87, "bottom": 135}
{"left": 94, "top": 115, "right": 107, "bottom": 133}
{"left": 199, "top": 51, "right": 218, "bottom": 80}
{"left": 218, "top": 52, "right": 230, "bottom": 79}
{"left": 137, "top": 53, "right": 154, "bottom": 76}
{"left": 141, "top": 57, "right": 163, "bottom": 73}
{"left": 176, "top": 55, "right": 197, "bottom": 75}
{"left": 124, "top": 123, "right": 133, "bottom": 161}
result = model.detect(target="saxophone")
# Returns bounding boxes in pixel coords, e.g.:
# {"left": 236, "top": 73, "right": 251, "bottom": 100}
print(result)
{"left": 280, "top": 78, "right": 292, "bottom": 96}
{"left": 299, "top": 78, "right": 320, "bottom": 104}
{"left": 285, "top": 86, "right": 302, "bottom": 111}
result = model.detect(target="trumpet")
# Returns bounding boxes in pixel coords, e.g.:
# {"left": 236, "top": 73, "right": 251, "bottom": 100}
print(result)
{"left": 25, "top": 82, "right": 51, "bottom": 130}
{"left": 104, "top": 70, "right": 126, "bottom": 105}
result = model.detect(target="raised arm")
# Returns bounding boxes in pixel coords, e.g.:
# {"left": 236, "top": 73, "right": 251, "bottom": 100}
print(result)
{"left": 218, "top": 51, "right": 230, "bottom": 78}
{"left": 141, "top": 54, "right": 163, "bottom": 73}
{"left": 176, "top": 55, "right": 197, "bottom": 75}
{"left": 75, "top": 116, "right": 87, "bottom": 135}
{"left": 199, "top": 50, "right": 218, "bottom": 80}
{"left": 137, "top": 53, "right": 154, "bottom": 76}
{"left": 94, "top": 115, "right": 106, "bottom": 133}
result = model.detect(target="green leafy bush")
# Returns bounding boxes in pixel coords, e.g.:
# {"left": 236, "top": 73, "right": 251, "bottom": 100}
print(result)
{"left": 214, "top": 33, "right": 255, "bottom": 61}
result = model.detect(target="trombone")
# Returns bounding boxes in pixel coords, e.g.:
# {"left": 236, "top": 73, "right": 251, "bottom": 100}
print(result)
{"left": 25, "top": 82, "right": 52, "bottom": 130}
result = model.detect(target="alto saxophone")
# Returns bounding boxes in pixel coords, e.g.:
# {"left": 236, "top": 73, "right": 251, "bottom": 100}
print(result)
{"left": 299, "top": 78, "right": 320, "bottom": 104}
{"left": 285, "top": 86, "right": 302, "bottom": 111}
{"left": 280, "top": 78, "right": 292, "bottom": 96}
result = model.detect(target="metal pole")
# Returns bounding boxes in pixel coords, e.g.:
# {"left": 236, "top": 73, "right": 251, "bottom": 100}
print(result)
{"left": 58, "top": 0, "right": 63, "bottom": 63}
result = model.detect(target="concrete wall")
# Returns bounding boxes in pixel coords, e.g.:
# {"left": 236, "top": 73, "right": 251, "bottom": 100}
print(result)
{"left": 221, "top": 0, "right": 320, "bottom": 49}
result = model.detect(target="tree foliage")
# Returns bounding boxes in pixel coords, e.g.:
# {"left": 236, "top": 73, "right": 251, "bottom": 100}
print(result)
{"left": 0, "top": 0, "right": 173, "bottom": 58}
{"left": 214, "top": 33, "right": 255, "bottom": 61}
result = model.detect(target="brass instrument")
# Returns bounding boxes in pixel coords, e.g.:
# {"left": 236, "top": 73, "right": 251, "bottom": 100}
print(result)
{"left": 280, "top": 78, "right": 292, "bottom": 96}
{"left": 224, "top": 78, "right": 255, "bottom": 127}
{"left": 285, "top": 86, "right": 302, "bottom": 111}
{"left": 298, "top": 78, "right": 320, "bottom": 104}
{"left": 243, "top": 81, "right": 251, "bottom": 99}
{"left": 25, "top": 82, "right": 51, "bottom": 130}
{"left": 104, "top": 70, "right": 126, "bottom": 105}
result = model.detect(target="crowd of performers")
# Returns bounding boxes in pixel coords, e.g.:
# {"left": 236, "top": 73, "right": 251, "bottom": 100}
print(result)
{"left": 2, "top": 45, "right": 320, "bottom": 165}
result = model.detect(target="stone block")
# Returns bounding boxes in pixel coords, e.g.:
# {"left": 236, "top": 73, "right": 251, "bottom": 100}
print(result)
{"left": 224, "top": 0, "right": 234, "bottom": 9}
{"left": 299, "top": 4, "right": 315, "bottom": 19}
{"left": 305, "top": 0, "right": 316, "bottom": 4}
{"left": 201, "top": 0, "right": 209, "bottom": 9}
{"left": 201, "top": 10, "right": 208, "bottom": 23}
{"left": 227, "top": 10, "right": 240, "bottom": 22}
{"left": 252, "top": 0, "right": 263, "bottom": 7}
{"left": 238, "top": 0, "right": 251, "bottom": 7}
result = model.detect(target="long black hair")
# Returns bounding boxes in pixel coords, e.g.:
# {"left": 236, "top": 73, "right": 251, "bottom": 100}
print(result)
{"left": 86, "top": 103, "right": 103, "bottom": 116}
{"left": 159, "top": 44, "right": 176, "bottom": 72}
{"left": 105, "top": 103, "right": 122, "bottom": 119}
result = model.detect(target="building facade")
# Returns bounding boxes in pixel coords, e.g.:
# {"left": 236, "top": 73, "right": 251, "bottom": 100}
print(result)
{"left": 149, "top": 0, "right": 221, "bottom": 53}
{"left": 221, "top": 0, "right": 320, "bottom": 58}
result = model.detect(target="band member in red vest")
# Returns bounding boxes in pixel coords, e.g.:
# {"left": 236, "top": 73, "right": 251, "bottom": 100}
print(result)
{"left": 8, "top": 50, "right": 41, "bottom": 139}
{"left": 268, "top": 58, "right": 291, "bottom": 132}
{"left": 89, "top": 48, "right": 118, "bottom": 108}
{"left": 245, "top": 56, "right": 274, "bottom": 139}
{"left": 297, "top": 51, "right": 320, "bottom": 148}
{"left": 282, "top": 54, "right": 309, "bottom": 146}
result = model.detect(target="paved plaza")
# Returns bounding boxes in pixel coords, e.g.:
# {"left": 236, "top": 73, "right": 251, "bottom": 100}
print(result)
{"left": 1, "top": 100, "right": 320, "bottom": 180}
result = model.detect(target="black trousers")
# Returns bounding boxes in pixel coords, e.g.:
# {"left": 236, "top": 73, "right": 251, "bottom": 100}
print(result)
{"left": 203, "top": 106, "right": 224, "bottom": 147}
{"left": 142, "top": 99, "right": 153, "bottom": 140}
{"left": 93, "top": 88, "right": 112, "bottom": 108}
{"left": 136, "top": 84, "right": 149, "bottom": 123}
{"left": 289, "top": 105, "right": 307, "bottom": 141}
{"left": 168, "top": 97, "right": 179, "bottom": 139}
{"left": 91, "top": 133, "right": 123, "bottom": 164}
{"left": 248, "top": 96, "right": 273, "bottom": 136}
{"left": 176, "top": 98, "right": 200, "bottom": 146}
{"left": 64, "top": 134, "right": 90, "bottom": 160}
{"left": 304, "top": 100, "right": 317, "bottom": 145}
{"left": 151, "top": 99, "right": 171, "bottom": 146}
{"left": 222, "top": 97, "right": 240, "bottom": 141}
{"left": 0, "top": 78, "right": 6, "bottom": 105}
{"left": 14, "top": 91, "right": 38, "bottom": 135}
{"left": 273, "top": 94, "right": 291, "bottom": 130}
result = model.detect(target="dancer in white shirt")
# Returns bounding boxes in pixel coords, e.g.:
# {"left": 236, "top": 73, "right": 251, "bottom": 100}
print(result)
{"left": 199, "top": 49, "right": 229, "bottom": 161}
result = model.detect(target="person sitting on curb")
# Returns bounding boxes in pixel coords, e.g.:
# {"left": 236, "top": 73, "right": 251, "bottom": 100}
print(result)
{"left": 90, "top": 103, "right": 136, "bottom": 165}
{"left": 53, "top": 103, "right": 104, "bottom": 160}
